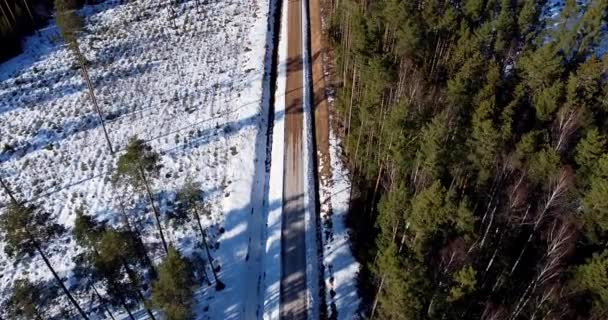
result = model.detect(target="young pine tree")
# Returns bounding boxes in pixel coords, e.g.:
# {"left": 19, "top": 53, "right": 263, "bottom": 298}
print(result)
{"left": 151, "top": 247, "right": 195, "bottom": 320}
{"left": 74, "top": 210, "right": 157, "bottom": 320}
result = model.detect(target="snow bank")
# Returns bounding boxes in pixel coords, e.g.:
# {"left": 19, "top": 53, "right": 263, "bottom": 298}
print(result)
{"left": 321, "top": 125, "right": 361, "bottom": 320}
{"left": 301, "top": 0, "right": 320, "bottom": 318}
{"left": 262, "top": 0, "right": 288, "bottom": 317}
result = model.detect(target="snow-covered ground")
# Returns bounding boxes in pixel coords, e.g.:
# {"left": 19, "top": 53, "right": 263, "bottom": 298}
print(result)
{"left": 0, "top": 0, "right": 272, "bottom": 318}
{"left": 313, "top": 0, "right": 360, "bottom": 316}
{"left": 261, "top": 0, "right": 286, "bottom": 317}
{"left": 302, "top": 0, "right": 320, "bottom": 318}
{"left": 317, "top": 127, "right": 361, "bottom": 320}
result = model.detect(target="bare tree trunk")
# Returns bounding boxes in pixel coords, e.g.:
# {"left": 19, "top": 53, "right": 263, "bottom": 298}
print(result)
{"left": 191, "top": 208, "right": 213, "bottom": 286}
{"left": 21, "top": 0, "right": 35, "bottom": 27}
{"left": 369, "top": 275, "right": 385, "bottom": 320}
{"left": 34, "top": 243, "right": 90, "bottom": 320}
{"left": 121, "top": 258, "right": 157, "bottom": 320}
{"left": 346, "top": 63, "right": 357, "bottom": 142}
{"left": 0, "top": 175, "right": 18, "bottom": 204}
{"left": 138, "top": 164, "right": 169, "bottom": 255}
{"left": 117, "top": 196, "right": 157, "bottom": 279}
{"left": 193, "top": 209, "right": 226, "bottom": 291}
{"left": 353, "top": 119, "right": 365, "bottom": 169}
{"left": 73, "top": 43, "right": 114, "bottom": 154}
{"left": 2, "top": 0, "right": 15, "bottom": 22}
{"left": 0, "top": 4, "right": 13, "bottom": 30}
{"left": 91, "top": 284, "right": 116, "bottom": 320}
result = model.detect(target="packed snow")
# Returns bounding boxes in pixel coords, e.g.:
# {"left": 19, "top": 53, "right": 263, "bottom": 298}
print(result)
{"left": 0, "top": 0, "right": 272, "bottom": 318}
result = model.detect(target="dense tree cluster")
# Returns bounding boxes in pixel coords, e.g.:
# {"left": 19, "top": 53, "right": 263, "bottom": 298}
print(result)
{"left": 328, "top": 0, "right": 608, "bottom": 318}
{"left": 0, "top": 0, "right": 51, "bottom": 62}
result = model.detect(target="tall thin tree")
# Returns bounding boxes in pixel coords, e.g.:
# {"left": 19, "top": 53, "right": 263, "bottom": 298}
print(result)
{"left": 55, "top": 0, "right": 113, "bottom": 153}
{"left": 176, "top": 180, "right": 225, "bottom": 290}
{"left": 115, "top": 138, "right": 168, "bottom": 255}
{"left": 0, "top": 203, "right": 89, "bottom": 319}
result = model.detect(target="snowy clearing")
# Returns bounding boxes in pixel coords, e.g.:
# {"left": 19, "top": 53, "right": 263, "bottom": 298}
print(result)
{"left": 0, "top": 0, "right": 271, "bottom": 318}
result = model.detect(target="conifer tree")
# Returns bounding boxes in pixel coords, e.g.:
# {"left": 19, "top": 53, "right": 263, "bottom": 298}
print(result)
{"left": 0, "top": 203, "right": 89, "bottom": 319}
{"left": 571, "top": 250, "right": 608, "bottom": 317}
{"left": 328, "top": 0, "right": 608, "bottom": 317}
{"left": 115, "top": 137, "right": 168, "bottom": 254}
{"left": 176, "top": 180, "right": 225, "bottom": 290}
{"left": 55, "top": 0, "right": 113, "bottom": 153}
{"left": 151, "top": 247, "right": 195, "bottom": 320}
{"left": 73, "top": 210, "right": 156, "bottom": 320}
{"left": 4, "top": 279, "right": 45, "bottom": 320}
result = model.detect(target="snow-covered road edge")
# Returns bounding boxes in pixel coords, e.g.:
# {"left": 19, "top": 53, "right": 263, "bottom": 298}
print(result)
{"left": 319, "top": 123, "right": 361, "bottom": 319}
{"left": 262, "top": 0, "right": 287, "bottom": 317}
{"left": 302, "top": 0, "right": 320, "bottom": 318}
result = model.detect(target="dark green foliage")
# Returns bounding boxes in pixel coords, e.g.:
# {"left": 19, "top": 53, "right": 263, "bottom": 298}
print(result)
{"left": 582, "top": 154, "right": 608, "bottom": 243}
{"left": 54, "top": 0, "right": 83, "bottom": 47}
{"left": 74, "top": 206, "right": 103, "bottom": 247}
{"left": 571, "top": 251, "right": 608, "bottom": 317}
{"left": 330, "top": 0, "right": 608, "bottom": 318}
{"left": 0, "top": 202, "right": 88, "bottom": 319}
{"left": 3, "top": 279, "right": 45, "bottom": 320}
{"left": 174, "top": 179, "right": 208, "bottom": 223}
{"left": 447, "top": 265, "right": 477, "bottom": 302}
{"left": 115, "top": 137, "right": 167, "bottom": 254}
{"left": 151, "top": 247, "right": 195, "bottom": 320}
{"left": 114, "top": 138, "right": 161, "bottom": 189}
{"left": 174, "top": 179, "right": 225, "bottom": 290}
{"left": 576, "top": 128, "right": 606, "bottom": 180}
{"left": 0, "top": 202, "right": 64, "bottom": 259}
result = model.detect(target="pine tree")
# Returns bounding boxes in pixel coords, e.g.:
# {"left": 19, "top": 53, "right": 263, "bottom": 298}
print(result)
{"left": 447, "top": 265, "right": 477, "bottom": 302}
{"left": 571, "top": 250, "right": 608, "bottom": 317}
{"left": 175, "top": 180, "right": 225, "bottom": 290}
{"left": 151, "top": 247, "right": 195, "bottom": 320}
{"left": 575, "top": 128, "right": 606, "bottom": 182}
{"left": 4, "top": 279, "right": 45, "bottom": 320}
{"left": 582, "top": 154, "right": 608, "bottom": 243}
{"left": 329, "top": 0, "right": 608, "bottom": 317}
{"left": 96, "top": 229, "right": 157, "bottom": 320}
{"left": 54, "top": 0, "right": 113, "bottom": 153}
{"left": 115, "top": 137, "right": 168, "bottom": 254}
{"left": 0, "top": 203, "right": 89, "bottom": 319}
{"left": 73, "top": 209, "right": 155, "bottom": 319}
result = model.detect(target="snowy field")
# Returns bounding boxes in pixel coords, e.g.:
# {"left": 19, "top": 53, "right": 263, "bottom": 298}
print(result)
{"left": 0, "top": 0, "right": 271, "bottom": 318}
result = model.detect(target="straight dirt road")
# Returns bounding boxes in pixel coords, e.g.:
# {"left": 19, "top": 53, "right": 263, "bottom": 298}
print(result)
{"left": 280, "top": 0, "right": 308, "bottom": 318}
